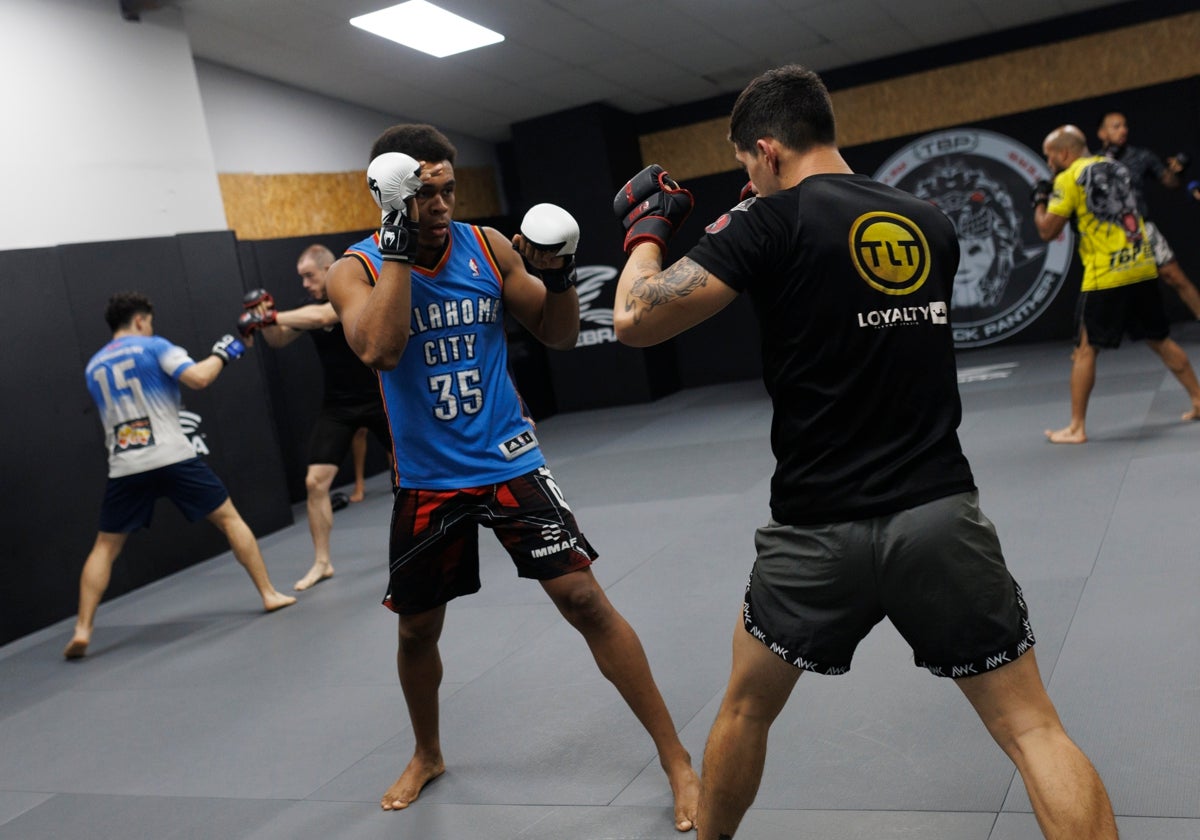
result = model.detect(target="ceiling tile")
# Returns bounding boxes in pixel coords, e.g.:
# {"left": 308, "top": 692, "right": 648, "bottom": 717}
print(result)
{"left": 171, "top": 0, "right": 1141, "bottom": 142}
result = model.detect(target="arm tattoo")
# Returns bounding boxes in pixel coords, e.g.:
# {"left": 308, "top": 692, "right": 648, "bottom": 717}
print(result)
{"left": 625, "top": 259, "right": 709, "bottom": 324}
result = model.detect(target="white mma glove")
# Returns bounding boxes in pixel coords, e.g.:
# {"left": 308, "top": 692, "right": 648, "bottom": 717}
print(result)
{"left": 520, "top": 203, "right": 580, "bottom": 256}
{"left": 367, "top": 152, "right": 423, "bottom": 219}
{"left": 367, "top": 152, "right": 423, "bottom": 263}
{"left": 520, "top": 203, "right": 579, "bottom": 293}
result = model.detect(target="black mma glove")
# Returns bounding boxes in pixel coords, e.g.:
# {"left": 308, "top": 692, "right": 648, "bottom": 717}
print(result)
{"left": 520, "top": 203, "right": 580, "bottom": 293}
{"left": 613, "top": 164, "right": 694, "bottom": 254}
{"left": 378, "top": 212, "right": 420, "bottom": 263}
{"left": 1031, "top": 179, "right": 1053, "bottom": 208}
{"left": 367, "top": 152, "right": 423, "bottom": 264}
{"left": 237, "top": 309, "right": 276, "bottom": 338}
{"left": 211, "top": 334, "right": 246, "bottom": 365}
{"left": 242, "top": 288, "right": 275, "bottom": 309}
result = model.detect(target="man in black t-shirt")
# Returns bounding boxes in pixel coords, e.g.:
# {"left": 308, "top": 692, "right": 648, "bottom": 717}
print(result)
{"left": 612, "top": 65, "right": 1117, "bottom": 840}
{"left": 245, "top": 244, "right": 392, "bottom": 591}
{"left": 1098, "top": 110, "right": 1200, "bottom": 319}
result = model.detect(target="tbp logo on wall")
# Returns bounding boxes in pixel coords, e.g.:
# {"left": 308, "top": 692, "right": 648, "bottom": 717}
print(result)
{"left": 874, "top": 128, "right": 1073, "bottom": 348}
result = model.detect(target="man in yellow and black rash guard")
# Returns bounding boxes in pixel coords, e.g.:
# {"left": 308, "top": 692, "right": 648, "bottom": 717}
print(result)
{"left": 1035, "top": 124, "right": 1200, "bottom": 444}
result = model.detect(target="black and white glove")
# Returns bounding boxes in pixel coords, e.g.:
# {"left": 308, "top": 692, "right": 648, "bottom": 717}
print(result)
{"left": 613, "top": 164, "right": 694, "bottom": 254}
{"left": 519, "top": 203, "right": 580, "bottom": 293}
{"left": 211, "top": 334, "right": 245, "bottom": 365}
{"left": 367, "top": 152, "right": 422, "bottom": 263}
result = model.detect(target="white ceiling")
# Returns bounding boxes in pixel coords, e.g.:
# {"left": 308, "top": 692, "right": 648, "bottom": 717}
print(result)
{"left": 172, "top": 0, "right": 1129, "bottom": 142}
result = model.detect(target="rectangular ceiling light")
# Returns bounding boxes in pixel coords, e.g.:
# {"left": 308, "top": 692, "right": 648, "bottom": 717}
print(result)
{"left": 350, "top": 1, "right": 504, "bottom": 58}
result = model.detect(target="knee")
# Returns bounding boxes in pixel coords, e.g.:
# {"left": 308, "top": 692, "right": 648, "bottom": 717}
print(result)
{"left": 398, "top": 617, "right": 442, "bottom": 652}
{"left": 305, "top": 471, "right": 332, "bottom": 496}
{"left": 986, "top": 709, "right": 1071, "bottom": 760}
{"left": 555, "top": 583, "right": 610, "bottom": 630}
{"left": 1154, "top": 340, "right": 1187, "bottom": 371}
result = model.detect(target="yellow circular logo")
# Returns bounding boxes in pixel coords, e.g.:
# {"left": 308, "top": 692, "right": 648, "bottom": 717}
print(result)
{"left": 848, "top": 212, "right": 930, "bottom": 295}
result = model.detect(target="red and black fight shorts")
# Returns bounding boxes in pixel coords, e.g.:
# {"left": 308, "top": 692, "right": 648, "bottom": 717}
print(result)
{"left": 383, "top": 465, "right": 597, "bottom": 615}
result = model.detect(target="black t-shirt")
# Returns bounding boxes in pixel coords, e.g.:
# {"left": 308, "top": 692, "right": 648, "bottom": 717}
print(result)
{"left": 300, "top": 298, "right": 382, "bottom": 405}
{"left": 687, "top": 173, "right": 975, "bottom": 525}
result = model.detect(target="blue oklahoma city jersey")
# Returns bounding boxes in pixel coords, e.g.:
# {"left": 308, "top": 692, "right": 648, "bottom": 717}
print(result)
{"left": 346, "top": 222, "right": 544, "bottom": 488}
{"left": 85, "top": 335, "right": 198, "bottom": 478}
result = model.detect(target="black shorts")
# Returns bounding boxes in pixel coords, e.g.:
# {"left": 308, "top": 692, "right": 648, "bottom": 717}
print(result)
{"left": 1076, "top": 280, "right": 1169, "bottom": 349}
{"left": 384, "top": 466, "right": 597, "bottom": 615}
{"left": 98, "top": 458, "right": 229, "bottom": 534}
{"left": 744, "top": 491, "right": 1035, "bottom": 677}
{"left": 308, "top": 398, "right": 392, "bottom": 466}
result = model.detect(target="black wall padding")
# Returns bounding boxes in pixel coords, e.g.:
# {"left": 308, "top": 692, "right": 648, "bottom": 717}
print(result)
{"left": 512, "top": 104, "right": 681, "bottom": 411}
{"left": 0, "top": 232, "right": 294, "bottom": 645}
{"left": 236, "top": 230, "right": 391, "bottom": 504}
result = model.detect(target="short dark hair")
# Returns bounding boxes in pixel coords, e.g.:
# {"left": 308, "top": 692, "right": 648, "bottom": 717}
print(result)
{"left": 105, "top": 291, "right": 153, "bottom": 331}
{"left": 1097, "top": 110, "right": 1124, "bottom": 130}
{"left": 370, "top": 124, "right": 457, "bottom": 165}
{"left": 729, "top": 64, "right": 836, "bottom": 154}
{"left": 298, "top": 243, "right": 335, "bottom": 268}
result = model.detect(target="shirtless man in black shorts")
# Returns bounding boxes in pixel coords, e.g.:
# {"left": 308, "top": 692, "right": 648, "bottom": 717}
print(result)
{"left": 240, "top": 244, "right": 392, "bottom": 590}
{"left": 612, "top": 65, "right": 1118, "bottom": 840}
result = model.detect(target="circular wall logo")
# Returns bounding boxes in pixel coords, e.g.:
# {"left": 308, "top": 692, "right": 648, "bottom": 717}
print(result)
{"left": 874, "top": 128, "right": 1072, "bottom": 348}
{"left": 848, "top": 211, "right": 930, "bottom": 294}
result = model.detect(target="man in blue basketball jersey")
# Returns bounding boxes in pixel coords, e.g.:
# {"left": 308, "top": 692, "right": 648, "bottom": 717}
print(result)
{"left": 65, "top": 292, "right": 295, "bottom": 659}
{"left": 325, "top": 124, "right": 698, "bottom": 830}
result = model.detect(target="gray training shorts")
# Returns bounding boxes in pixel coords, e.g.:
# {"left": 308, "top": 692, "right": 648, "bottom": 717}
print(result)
{"left": 743, "top": 491, "right": 1035, "bottom": 677}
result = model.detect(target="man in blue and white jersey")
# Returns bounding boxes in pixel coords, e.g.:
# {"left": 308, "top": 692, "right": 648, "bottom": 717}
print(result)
{"left": 326, "top": 124, "right": 698, "bottom": 830}
{"left": 65, "top": 292, "right": 295, "bottom": 659}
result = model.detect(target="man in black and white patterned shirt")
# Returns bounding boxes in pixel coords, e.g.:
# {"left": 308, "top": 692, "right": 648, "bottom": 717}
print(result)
{"left": 1098, "top": 110, "right": 1199, "bottom": 318}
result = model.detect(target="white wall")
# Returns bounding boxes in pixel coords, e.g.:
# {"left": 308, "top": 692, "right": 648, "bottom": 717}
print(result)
{"left": 0, "top": 0, "right": 501, "bottom": 251}
{"left": 0, "top": 0, "right": 227, "bottom": 250}
{"left": 196, "top": 61, "right": 499, "bottom": 175}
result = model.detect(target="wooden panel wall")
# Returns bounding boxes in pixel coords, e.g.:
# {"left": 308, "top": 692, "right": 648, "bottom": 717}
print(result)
{"left": 640, "top": 12, "right": 1200, "bottom": 181}
{"left": 219, "top": 165, "right": 502, "bottom": 241}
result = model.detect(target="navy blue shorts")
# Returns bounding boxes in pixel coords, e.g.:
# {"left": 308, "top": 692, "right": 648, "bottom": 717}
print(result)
{"left": 384, "top": 466, "right": 597, "bottom": 615}
{"left": 98, "top": 458, "right": 229, "bottom": 534}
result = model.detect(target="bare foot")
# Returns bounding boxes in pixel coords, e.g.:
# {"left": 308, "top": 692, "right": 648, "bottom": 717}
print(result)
{"left": 63, "top": 634, "right": 90, "bottom": 659}
{"left": 263, "top": 591, "right": 297, "bottom": 612}
{"left": 381, "top": 754, "right": 445, "bottom": 811}
{"left": 1183, "top": 406, "right": 1200, "bottom": 422}
{"left": 663, "top": 752, "right": 699, "bottom": 832}
{"left": 293, "top": 562, "right": 333, "bottom": 591}
{"left": 349, "top": 486, "right": 365, "bottom": 503}
{"left": 1045, "top": 426, "right": 1087, "bottom": 444}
